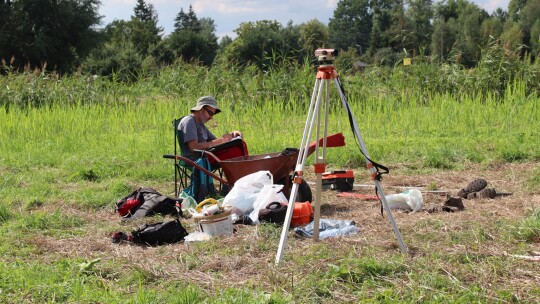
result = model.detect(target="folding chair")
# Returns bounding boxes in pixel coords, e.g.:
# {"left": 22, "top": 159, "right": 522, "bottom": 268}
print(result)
{"left": 164, "top": 117, "right": 249, "bottom": 199}
{"left": 170, "top": 118, "right": 191, "bottom": 196}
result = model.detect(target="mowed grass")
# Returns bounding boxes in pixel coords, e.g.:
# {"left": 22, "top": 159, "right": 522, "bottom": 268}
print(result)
{"left": 0, "top": 66, "right": 539, "bottom": 302}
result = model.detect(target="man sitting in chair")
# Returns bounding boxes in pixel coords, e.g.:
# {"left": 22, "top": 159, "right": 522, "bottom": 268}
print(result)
{"left": 177, "top": 96, "right": 242, "bottom": 161}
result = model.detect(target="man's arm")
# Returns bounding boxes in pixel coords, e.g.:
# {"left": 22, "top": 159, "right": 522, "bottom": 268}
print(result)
{"left": 186, "top": 133, "right": 235, "bottom": 152}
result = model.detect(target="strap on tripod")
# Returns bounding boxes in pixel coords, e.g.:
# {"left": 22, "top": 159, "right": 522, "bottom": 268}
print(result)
{"left": 336, "top": 76, "right": 389, "bottom": 215}
{"left": 336, "top": 76, "right": 389, "bottom": 181}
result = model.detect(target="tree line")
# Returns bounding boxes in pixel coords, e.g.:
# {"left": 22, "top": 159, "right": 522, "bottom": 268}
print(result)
{"left": 1, "top": 0, "right": 539, "bottom": 80}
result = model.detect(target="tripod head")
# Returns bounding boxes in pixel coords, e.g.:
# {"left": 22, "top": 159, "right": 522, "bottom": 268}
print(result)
{"left": 314, "top": 48, "right": 338, "bottom": 65}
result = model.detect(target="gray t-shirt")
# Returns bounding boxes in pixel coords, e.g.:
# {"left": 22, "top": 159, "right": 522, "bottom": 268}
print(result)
{"left": 177, "top": 114, "right": 217, "bottom": 159}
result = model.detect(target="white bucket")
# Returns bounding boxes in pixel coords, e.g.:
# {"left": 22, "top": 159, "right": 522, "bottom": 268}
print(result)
{"left": 193, "top": 209, "right": 233, "bottom": 236}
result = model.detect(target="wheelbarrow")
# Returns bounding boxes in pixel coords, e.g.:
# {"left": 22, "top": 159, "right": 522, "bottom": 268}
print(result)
{"left": 163, "top": 133, "right": 345, "bottom": 201}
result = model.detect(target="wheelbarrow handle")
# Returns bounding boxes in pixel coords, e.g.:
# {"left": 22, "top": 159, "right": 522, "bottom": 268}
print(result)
{"left": 162, "top": 154, "right": 229, "bottom": 185}
{"left": 195, "top": 150, "right": 221, "bottom": 164}
{"left": 306, "top": 132, "right": 346, "bottom": 157}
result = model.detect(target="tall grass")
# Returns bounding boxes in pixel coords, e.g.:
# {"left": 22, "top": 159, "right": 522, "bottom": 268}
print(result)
{"left": 0, "top": 72, "right": 538, "bottom": 212}
{"left": 0, "top": 51, "right": 538, "bottom": 208}
{"left": 3, "top": 41, "right": 538, "bottom": 110}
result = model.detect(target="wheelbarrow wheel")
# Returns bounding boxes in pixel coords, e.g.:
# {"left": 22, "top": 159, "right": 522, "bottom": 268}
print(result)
{"left": 296, "top": 179, "right": 313, "bottom": 203}
{"left": 277, "top": 175, "right": 313, "bottom": 203}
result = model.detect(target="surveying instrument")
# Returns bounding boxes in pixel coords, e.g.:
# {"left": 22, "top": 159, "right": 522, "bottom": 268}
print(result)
{"left": 275, "top": 48, "right": 408, "bottom": 265}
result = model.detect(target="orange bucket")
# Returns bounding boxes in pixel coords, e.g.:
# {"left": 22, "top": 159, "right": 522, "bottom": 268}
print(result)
{"left": 291, "top": 202, "right": 313, "bottom": 227}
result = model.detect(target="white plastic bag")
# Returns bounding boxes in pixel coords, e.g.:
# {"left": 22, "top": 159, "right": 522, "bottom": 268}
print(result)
{"left": 222, "top": 171, "right": 273, "bottom": 214}
{"left": 178, "top": 191, "right": 197, "bottom": 211}
{"left": 249, "top": 184, "right": 287, "bottom": 224}
{"left": 384, "top": 188, "right": 423, "bottom": 212}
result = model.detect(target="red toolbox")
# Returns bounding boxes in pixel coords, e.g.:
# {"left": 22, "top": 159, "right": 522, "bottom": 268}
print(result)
{"left": 322, "top": 170, "right": 354, "bottom": 191}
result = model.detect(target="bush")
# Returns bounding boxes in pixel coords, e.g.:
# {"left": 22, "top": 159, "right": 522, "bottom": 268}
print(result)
{"left": 83, "top": 42, "right": 143, "bottom": 83}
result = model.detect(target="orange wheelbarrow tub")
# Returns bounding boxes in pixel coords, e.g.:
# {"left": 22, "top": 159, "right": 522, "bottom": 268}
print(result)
{"left": 164, "top": 133, "right": 345, "bottom": 199}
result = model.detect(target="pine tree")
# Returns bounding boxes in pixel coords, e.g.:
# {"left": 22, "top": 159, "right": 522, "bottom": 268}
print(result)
{"left": 130, "top": 0, "right": 162, "bottom": 56}
{"left": 174, "top": 5, "right": 201, "bottom": 32}
{"left": 134, "top": 0, "right": 153, "bottom": 22}
{"left": 169, "top": 5, "right": 217, "bottom": 65}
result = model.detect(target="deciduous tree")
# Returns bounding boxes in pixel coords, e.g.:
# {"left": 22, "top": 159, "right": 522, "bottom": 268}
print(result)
{"left": 328, "top": 0, "right": 372, "bottom": 55}
{"left": 299, "top": 19, "right": 329, "bottom": 54}
{"left": 508, "top": 0, "right": 527, "bottom": 21}
{"left": 369, "top": 0, "right": 412, "bottom": 64}
{"left": 530, "top": 19, "right": 540, "bottom": 57}
{"left": 0, "top": 0, "right": 101, "bottom": 73}
{"left": 405, "top": 0, "right": 434, "bottom": 55}
{"left": 453, "top": 1, "right": 488, "bottom": 66}
{"left": 500, "top": 20, "right": 524, "bottom": 51}
{"left": 431, "top": 17, "right": 457, "bottom": 61}
{"left": 481, "top": 17, "right": 504, "bottom": 44}
{"left": 222, "top": 20, "right": 301, "bottom": 69}
{"left": 520, "top": 0, "right": 540, "bottom": 48}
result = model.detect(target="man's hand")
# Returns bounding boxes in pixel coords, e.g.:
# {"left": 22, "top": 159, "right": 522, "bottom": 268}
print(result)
{"left": 231, "top": 130, "right": 242, "bottom": 137}
{"left": 222, "top": 130, "right": 242, "bottom": 141}
{"left": 222, "top": 133, "right": 234, "bottom": 142}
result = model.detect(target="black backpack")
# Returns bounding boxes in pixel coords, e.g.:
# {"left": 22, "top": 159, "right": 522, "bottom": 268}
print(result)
{"left": 115, "top": 187, "right": 182, "bottom": 220}
{"left": 130, "top": 219, "right": 188, "bottom": 246}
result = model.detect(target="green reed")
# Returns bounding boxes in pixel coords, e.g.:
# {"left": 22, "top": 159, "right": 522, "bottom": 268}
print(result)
{"left": 0, "top": 57, "right": 538, "bottom": 209}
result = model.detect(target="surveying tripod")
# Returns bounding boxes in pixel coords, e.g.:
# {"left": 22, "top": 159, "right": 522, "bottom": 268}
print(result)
{"left": 275, "top": 49, "right": 408, "bottom": 265}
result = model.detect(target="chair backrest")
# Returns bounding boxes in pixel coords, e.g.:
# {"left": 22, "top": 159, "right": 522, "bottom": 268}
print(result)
{"left": 173, "top": 117, "right": 183, "bottom": 158}
{"left": 174, "top": 117, "right": 197, "bottom": 165}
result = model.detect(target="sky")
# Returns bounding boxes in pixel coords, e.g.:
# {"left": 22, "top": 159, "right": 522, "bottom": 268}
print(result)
{"left": 98, "top": 0, "right": 511, "bottom": 39}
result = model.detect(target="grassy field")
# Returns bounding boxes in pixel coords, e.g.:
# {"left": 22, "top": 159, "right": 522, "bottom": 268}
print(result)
{"left": 0, "top": 60, "right": 539, "bottom": 302}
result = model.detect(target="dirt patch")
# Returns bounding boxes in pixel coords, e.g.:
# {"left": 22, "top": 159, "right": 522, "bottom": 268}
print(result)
{"left": 27, "top": 162, "right": 540, "bottom": 300}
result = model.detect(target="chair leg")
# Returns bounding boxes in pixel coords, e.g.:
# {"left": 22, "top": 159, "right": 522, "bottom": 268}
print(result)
{"left": 175, "top": 164, "right": 191, "bottom": 197}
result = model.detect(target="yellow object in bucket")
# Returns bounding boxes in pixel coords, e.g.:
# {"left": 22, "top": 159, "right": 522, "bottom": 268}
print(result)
{"left": 193, "top": 199, "right": 233, "bottom": 236}
{"left": 195, "top": 198, "right": 220, "bottom": 213}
